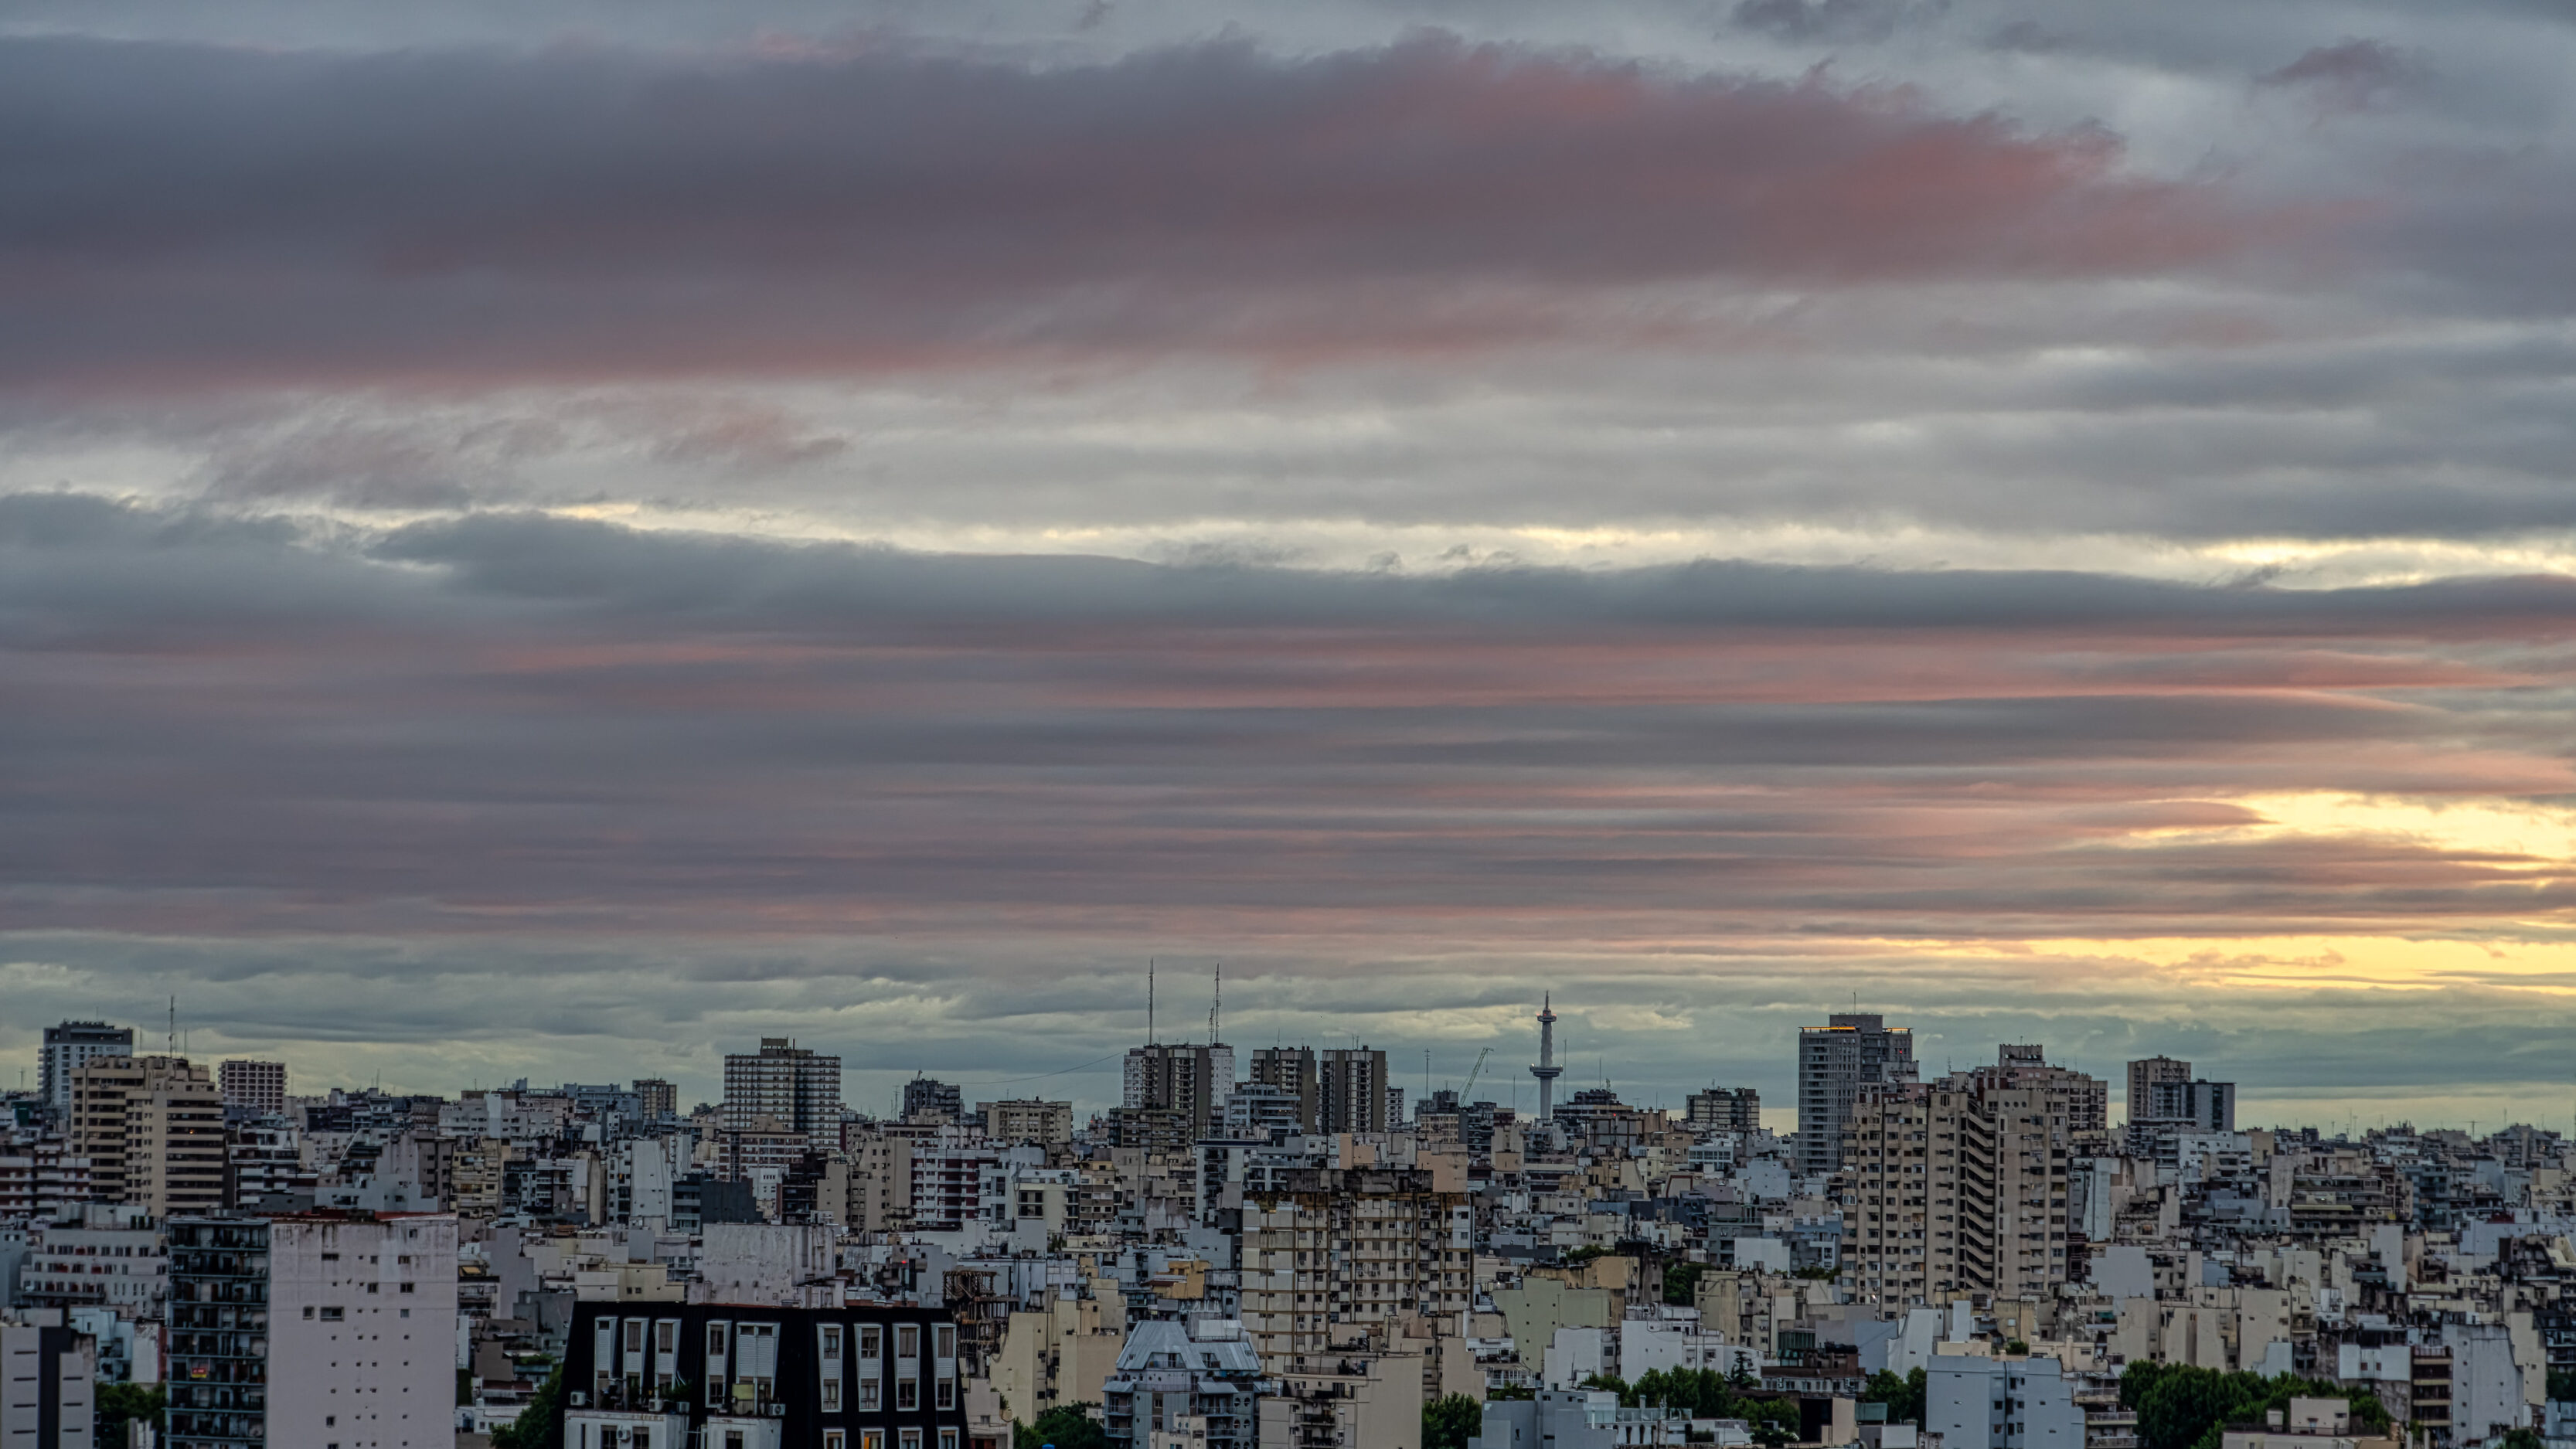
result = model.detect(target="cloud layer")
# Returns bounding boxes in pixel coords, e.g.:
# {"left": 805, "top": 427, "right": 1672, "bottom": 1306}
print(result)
{"left": 7, "top": 0, "right": 2576, "bottom": 1121}
{"left": 9, "top": 498, "right": 2576, "bottom": 1116}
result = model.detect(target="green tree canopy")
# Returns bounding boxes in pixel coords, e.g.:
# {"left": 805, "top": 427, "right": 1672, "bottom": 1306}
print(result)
{"left": 2122, "top": 1364, "right": 2390, "bottom": 1449}
{"left": 490, "top": 1367, "right": 563, "bottom": 1449}
{"left": 1425, "top": 1393, "right": 1485, "bottom": 1449}
{"left": 1015, "top": 1403, "right": 1111, "bottom": 1449}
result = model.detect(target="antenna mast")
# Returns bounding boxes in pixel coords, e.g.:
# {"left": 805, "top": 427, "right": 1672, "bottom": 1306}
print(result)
{"left": 1148, "top": 959, "right": 1155, "bottom": 1045}
{"left": 1210, "top": 962, "right": 1221, "bottom": 1044}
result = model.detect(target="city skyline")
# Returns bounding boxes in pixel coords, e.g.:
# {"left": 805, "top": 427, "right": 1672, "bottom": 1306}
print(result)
{"left": 6, "top": 0, "right": 2576, "bottom": 1132}
{"left": 6, "top": 998, "right": 2543, "bottom": 1139}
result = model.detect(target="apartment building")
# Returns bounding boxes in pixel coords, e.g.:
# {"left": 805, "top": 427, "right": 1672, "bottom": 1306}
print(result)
{"left": 39, "top": 1022, "right": 131, "bottom": 1111}
{"left": 561, "top": 1301, "right": 972, "bottom": 1449}
{"left": 165, "top": 1213, "right": 461, "bottom": 1449}
{"left": 72, "top": 1056, "right": 224, "bottom": 1216}
{"left": 976, "top": 1100, "right": 1074, "bottom": 1148}
{"left": 723, "top": 1040, "right": 843, "bottom": 1151}
{"left": 0, "top": 1311, "right": 96, "bottom": 1449}
{"left": 1798, "top": 1015, "right": 1917, "bottom": 1175}
{"left": 1237, "top": 1168, "right": 1472, "bottom": 1362}
{"left": 218, "top": 1062, "right": 288, "bottom": 1119}
{"left": 1837, "top": 1074, "right": 2078, "bottom": 1304}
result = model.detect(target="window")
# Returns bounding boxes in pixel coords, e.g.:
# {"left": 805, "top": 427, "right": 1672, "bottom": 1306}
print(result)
{"left": 897, "top": 1326, "right": 919, "bottom": 1360}
{"left": 900, "top": 1434, "right": 921, "bottom": 1449}
{"left": 400, "top": 1282, "right": 415, "bottom": 1293}
{"left": 725, "top": 1434, "right": 744, "bottom": 1449}
{"left": 861, "top": 1436, "right": 883, "bottom": 1449}
{"left": 859, "top": 1379, "right": 880, "bottom": 1411}
{"left": 635, "top": 1432, "right": 649, "bottom": 1449}
{"left": 303, "top": 1306, "right": 315, "bottom": 1319}
{"left": 656, "top": 1322, "right": 676, "bottom": 1355}
{"left": 321, "top": 1307, "right": 344, "bottom": 1321}
{"left": 936, "top": 1379, "right": 955, "bottom": 1410}
{"left": 624, "top": 1321, "right": 645, "bottom": 1355}
{"left": 822, "top": 1326, "right": 842, "bottom": 1361}
{"left": 708, "top": 1325, "right": 728, "bottom": 1356}
{"left": 897, "top": 1379, "right": 917, "bottom": 1411}
{"left": 825, "top": 1435, "right": 846, "bottom": 1449}
{"left": 859, "top": 1326, "right": 881, "bottom": 1360}
{"left": 824, "top": 1379, "right": 842, "bottom": 1412}
{"left": 933, "top": 1327, "right": 954, "bottom": 1360}
{"left": 940, "top": 1434, "right": 958, "bottom": 1449}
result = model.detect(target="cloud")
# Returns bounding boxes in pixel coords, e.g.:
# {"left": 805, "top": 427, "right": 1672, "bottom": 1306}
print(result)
{"left": 2258, "top": 38, "right": 2424, "bottom": 112}
{"left": 0, "top": 34, "right": 2269, "bottom": 391}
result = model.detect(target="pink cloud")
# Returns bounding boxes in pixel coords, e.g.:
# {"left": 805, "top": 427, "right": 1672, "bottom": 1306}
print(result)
{"left": 0, "top": 35, "right": 2291, "bottom": 390}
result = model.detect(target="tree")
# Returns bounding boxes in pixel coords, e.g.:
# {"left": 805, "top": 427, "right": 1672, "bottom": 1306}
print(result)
{"left": 490, "top": 1367, "right": 563, "bottom": 1449}
{"left": 2550, "top": 1369, "right": 2576, "bottom": 1404}
{"left": 2123, "top": 1365, "right": 2390, "bottom": 1449}
{"left": 1015, "top": 1404, "right": 1111, "bottom": 1449}
{"left": 1425, "top": 1393, "right": 1485, "bottom": 1449}
{"left": 1666, "top": 1261, "right": 1708, "bottom": 1306}
{"left": 1862, "top": 1369, "right": 1926, "bottom": 1424}
{"left": 2499, "top": 1430, "right": 2544, "bottom": 1449}
{"left": 95, "top": 1383, "right": 166, "bottom": 1437}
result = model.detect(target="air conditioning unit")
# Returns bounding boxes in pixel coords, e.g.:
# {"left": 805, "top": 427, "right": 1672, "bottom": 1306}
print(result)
{"left": 569, "top": 1393, "right": 589, "bottom": 1407}
{"left": 767, "top": 1405, "right": 785, "bottom": 1417}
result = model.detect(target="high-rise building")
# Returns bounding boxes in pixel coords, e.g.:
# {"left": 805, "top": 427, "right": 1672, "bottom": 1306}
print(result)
{"left": 722, "top": 1039, "right": 842, "bottom": 1149}
{"left": 39, "top": 1022, "right": 132, "bottom": 1110}
{"left": 165, "top": 1213, "right": 460, "bottom": 1449}
{"left": 1976, "top": 1046, "right": 2108, "bottom": 1141}
{"left": 2127, "top": 1056, "right": 2193, "bottom": 1123}
{"left": 1237, "top": 1168, "right": 1472, "bottom": 1363}
{"left": 1686, "top": 1087, "right": 1761, "bottom": 1134}
{"left": 900, "top": 1077, "right": 963, "bottom": 1124}
{"left": 1796, "top": 1013, "right": 1916, "bottom": 1175}
{"left": 72, "top": 1056, "right": 224, "bottom": 1216}
{"left": 1836, "top": 1073, "right": 2074, "bottom": 1304}
{"left": 1318, "top": 1049, "right": 1390, "bottom": 1134}
{"left": 1247, "top": 1047, "right": 1319, "bottom": 1132}
{"left": 978, "top": 1099, "right": 1074, "bottom": 1147}
{"left": 631, "top": 1078, "right": 679, "bottom": 1121}
{"left": 0, "top": 1313, "right": 95, "bottom": 1449}
{"left": 218, "top": 1060, "right": 288, "bottom": 1117}
{"left": 2137, "top": 1078, "right": 2236, "bottom": 1133}
{"left": 1123, "top": 1043, "right": 1232, "bottom": 1137}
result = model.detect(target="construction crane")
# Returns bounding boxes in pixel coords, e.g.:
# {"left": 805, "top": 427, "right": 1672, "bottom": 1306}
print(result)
{"left": 1458, "top": 1047, "right": 1495, "bottom": 1103}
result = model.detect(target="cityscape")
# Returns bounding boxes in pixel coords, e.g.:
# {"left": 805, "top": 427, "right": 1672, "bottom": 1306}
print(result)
{"left": 4, "top": 1005, "right": 2565, "bottom": 1449}
{"left": 9, "top": 0, "right": 2576, "bottom": 1447}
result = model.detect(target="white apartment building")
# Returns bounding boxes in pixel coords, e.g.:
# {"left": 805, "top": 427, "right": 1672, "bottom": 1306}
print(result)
{"left": 167, "top": 1215, "right": 461, "bottom": 1449}
{"left": 1927, "top": 1355, "right": 2085, "bottom": 1449}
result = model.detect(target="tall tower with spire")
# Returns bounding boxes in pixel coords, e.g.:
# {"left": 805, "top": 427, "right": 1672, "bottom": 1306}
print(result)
{"left": 1530, "top": 995, "right": 1563, "bottom": 1123}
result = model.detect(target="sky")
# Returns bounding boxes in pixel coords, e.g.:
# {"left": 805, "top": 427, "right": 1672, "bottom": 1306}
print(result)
{"left": 5, "top": 0, "right": 2576, "bottom": 1131}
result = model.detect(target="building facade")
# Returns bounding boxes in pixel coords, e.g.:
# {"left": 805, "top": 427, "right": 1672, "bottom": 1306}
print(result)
{"left": 166, "top": 1213, "right": 461, "bottom": 1449}
{"left": 723, "top": 1041, "right": 843, "bottom": 1151}
{"left": 1797, "top": 1014, "right": 1917, "bottom": 1175}
{"left": 218, "top": 1062, "right": 288, "bottom": 1119}
{"left": 1837, "top": 1076, "right": 2075, "bottom": 1304}
{"left": 561, "top": 1301, "right": 971, "bottom": 1449}
{"left": 40, "top": 1023, "right": 133, "bottom": 1112}
{"left": 73, "top": 1056, "right": 224, "bottom": 1216}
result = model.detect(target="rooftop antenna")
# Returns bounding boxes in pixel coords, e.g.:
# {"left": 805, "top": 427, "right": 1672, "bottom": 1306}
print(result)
{"left": 168, "top": 996, "right": 176, "bottom": 1056}
{"left": 1148, "top": 959, "right": 1155, "bottom": 1046}
{"left": 1210, "top": 963, "right": 1221, "bottom": 1044}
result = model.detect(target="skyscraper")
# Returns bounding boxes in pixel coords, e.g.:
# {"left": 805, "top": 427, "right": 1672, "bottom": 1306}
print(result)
{"left": 901, "top": 1075, "right": 963, "bottom": 1123}
{"left": 1248, "top": 1046, "right": 1319, "bottom": 1131}
{"left": 1123, "top": 1043, "right": 1231, "bottom": 1136}
{"left": 39, "top": 1021, "right": 132, "bottom": 1110}
{"left": 722, "top": 1038, "right": 842, "bottom": 1148}
{"left": 1319, "top": 1047, "right": 1390, "bottom": 1134}
{"left": 2127, "top": 1056, "right": 2193, "bottom": 1123}
{"left": 1796, "top": 1013, "right": 1916, "bottom": 1175}
{"left": 632, "top": 1077, "right": 679, "bottom": 1121}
